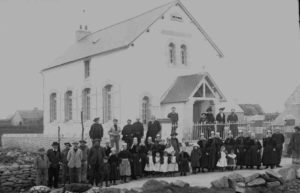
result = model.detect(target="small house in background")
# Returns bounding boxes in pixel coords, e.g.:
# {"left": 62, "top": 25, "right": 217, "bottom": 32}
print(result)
{"left": 239, "top": 104, "right": 265, "bottom": 122}
{"left": 274, "top": 84, "right": 300, "bottom": 126}
{"left": 11, "top": 108, "right": 43, "bottom": 127}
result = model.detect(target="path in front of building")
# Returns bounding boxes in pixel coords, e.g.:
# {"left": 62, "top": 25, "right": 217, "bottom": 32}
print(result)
{"left": 113, "top": 158, "right": 292, "bottom": 189}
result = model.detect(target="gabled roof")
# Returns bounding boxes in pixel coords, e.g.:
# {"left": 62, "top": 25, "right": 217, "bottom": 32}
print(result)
{"left": 16, "top": 109, "right": 43, "bottom": 121}
{"left": 161, "top": 72, "right": 226, "bottom": 104}
{"left": 42, "top": 0, "right": 223, "bottom": 71}
{"left": 238, "top": 104, "right": 264, "bottom": 116}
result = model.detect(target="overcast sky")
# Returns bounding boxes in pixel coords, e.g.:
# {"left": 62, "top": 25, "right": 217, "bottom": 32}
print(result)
{"left": 0, "top": 0, "right": 299, "bottom": 118}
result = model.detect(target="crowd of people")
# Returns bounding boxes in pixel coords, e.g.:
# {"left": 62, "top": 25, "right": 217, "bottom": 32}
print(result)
{"left": 32, "top": 106, "right": 293, "bottom": 189}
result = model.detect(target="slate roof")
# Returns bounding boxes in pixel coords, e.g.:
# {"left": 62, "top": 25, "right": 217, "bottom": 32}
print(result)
{"left": 42, "top": 0, "right": 223, "bottom": 71}
{"left": 161, "top": 73, "right": 205, "bottom": 104}
{"left": 17, "top": 109, "right": 43, "bottom": 121}
{"left": 238, "top": 104, "right": 264, "bottom": 116}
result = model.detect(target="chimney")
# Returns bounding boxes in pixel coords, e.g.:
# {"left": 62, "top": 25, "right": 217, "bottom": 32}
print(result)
{"left": 75, "top": 25, "right": 91, "bottom": 41}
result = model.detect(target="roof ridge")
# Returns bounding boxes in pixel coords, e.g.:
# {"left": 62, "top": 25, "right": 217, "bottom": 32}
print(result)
{"left": 80, "top": 0, "right": 177, "bottom": 41}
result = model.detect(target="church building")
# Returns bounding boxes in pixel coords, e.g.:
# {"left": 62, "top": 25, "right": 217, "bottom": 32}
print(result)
{"left": 41, "top": 0, "right": 226, "bottom": 140}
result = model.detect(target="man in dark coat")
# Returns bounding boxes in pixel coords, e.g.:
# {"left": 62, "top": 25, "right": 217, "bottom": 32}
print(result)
{"left": 122, "top": 119, "right": 134, "bottom": 147}
{"left": 244, "top": 133, "right": 262, "bottom": 169}
{"left": 168, "top": 107, "right": 179, "bottom": 135}
{"left": 88, "top": 140, "right": 105, "bottom": 186}
{"left": 205, "top": 107, "right": 215, "bottom": 138}
{"left": 132, "top": 118, "right": 144, "bottom": 143}
{"left": 47, "top": 142, "right": 62, "bottom": 188}
{"left": 89, "top": 117, "right": 104, "bottom": 143}
{"left": 272, "top": 127, "right": 285, "bottom": 167}
{"left": 235, "top": 130, "right": 246, "bottom": 169}
{"left": 288, "top": 126, "right": 300, "bottom": 165}
{"left": 227, "top": 109, "right": 239, "bottom": 138}
{"left": 61, "top": 142, "right": 71, "bottom": 185}
{"left": 146, "top": 116, "right": 161, "bottom": 144}
{"left": 216, "top": 107, "right": 226, "bottom": 139}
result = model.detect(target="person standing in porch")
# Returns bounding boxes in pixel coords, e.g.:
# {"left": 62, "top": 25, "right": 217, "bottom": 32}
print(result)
{"left": 272, "top": 127, "right": 285, "bottom": 167}
{"left": 167, "top": 107, "right": 179, "bottom": 135}
{"left": 89, "top": 117, "right": 104, "bottom": 143}
{"left": 146, "top": 116, "right": 161, "bottom": 144}
{"left": 216, "top": 107, "right": 226, "bottom": 139}
{"left": 109, "top": 119, "right": 121, "bottom": 152}
{"left": 287, "top": 126, "right": 300, "bottom": 165}
{"left": 205, "top": 107, "right": 215, "bottom": 138}
{"left": 227, "top": 109, "right": 239, "bottom": 138}
{"left": 132, "top": 118, "right": 144, "bottom": 143}
{"left": 199, "top": 113, "right": 208, "bottom": 139}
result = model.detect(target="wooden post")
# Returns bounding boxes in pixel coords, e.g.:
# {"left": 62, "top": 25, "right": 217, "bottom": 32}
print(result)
{"left": 81, "top": 111, "right": 84, "bottom": 140}
{"left": 0, "top": 133, "right": 2, "bottom": 147}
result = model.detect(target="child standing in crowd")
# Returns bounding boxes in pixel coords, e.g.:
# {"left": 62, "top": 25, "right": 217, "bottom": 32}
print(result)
{"left": 145, "top": 151, "right": 154, "bottom": 176}
{"left": 34, "top": 148, "right": 49, "bottom": 186}
{"left": 167, "top": 151, "right": 178, "bottom": 176}
{"left": 217, "top": 146, "right": 227, "bottom": 171}
{"left": 191, "top": 144, "right": 201, "bottom": 174}
{"left": 227, "top": 149, "right": 237, "bottom": 171}
{"left": 101, "top": 156, "right": 111, "bottom": 187}
{"left": 178, "top": 146, "right": 190, "bottom": 176}
{"left": 118, "top": 143, "right": 131, "bottom": 183}
{"left": 108, "top": 148, "right": 120, "bottom": 185}
{"left": 160, "top": 151, "right": 169, "bottom": 175}
{"left": 153, "top": 152, "right": 162, "bottom": 176}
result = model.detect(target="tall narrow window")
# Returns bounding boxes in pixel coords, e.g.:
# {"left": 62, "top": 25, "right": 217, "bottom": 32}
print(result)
{"left": 181, "top": 44, "right": 187, "bottom": 65}
{"left": 142, "top": 96, "right": 151, "bottom": 124}
{"left": 169, "top": 43, "right": 176, "bottom": 64}
{"left": 103, "top": 84, "right": 112, "bottom": 123}
{"left": 84, "top": 59, "right": 90, "bottom": 78}
{"left": 82, "top": 88, "right": 91, "bottom": 121}
{"left": 50, "top": 93, "right": 57, "bottom": 122}
{"left": 64, "top": 91, "right": 72, "bottom": 121}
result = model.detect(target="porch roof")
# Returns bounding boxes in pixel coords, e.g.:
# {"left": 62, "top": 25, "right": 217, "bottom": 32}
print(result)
{"left": 161, "top": 73, "right": 205, "bottom": 104}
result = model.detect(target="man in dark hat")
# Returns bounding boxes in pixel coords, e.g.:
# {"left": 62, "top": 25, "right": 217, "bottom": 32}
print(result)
{"left": 205, "top": 107, "right": 215, "bottom": 138}
{"left": 146, "top": 116, "right": 161, "bottom": 145}
{"left": 216, "top": 107, "right": 226, "bottom": 139}
{"left": 89, "top": 117, "right": 104, "bottom": 143}
{"left": 132, "top": 118, "right": 144, "bottom": 143}
{"left": 109, "top": 119, "right": 121, "bottom": 152}
{"left": 47, "top": 142, "right": 61, "bottom": 188}
{"left": 88, "top": 139, "right": 105, "bottom": 186}
{"left": 79, "top": 140, "right": 89, "bottom": 183}
{"left": 288, "top": 126, "right": 300, "bottom": 165}
{"left": 61, "top": 142, "right": 71, "bottom": 184}
{"left": 168, "top": 107, "right": 179, "bottom": 135}
{"left": 122, "top": 119, "right": 134, "bottom": 147}
{"left": 227, "top": 109, "right": 239, "bottom": 138}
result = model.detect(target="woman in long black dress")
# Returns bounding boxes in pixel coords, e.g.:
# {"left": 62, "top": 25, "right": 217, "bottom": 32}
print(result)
{"left": 262, "top": 130, "right": 277, "bottom": 169}
{"left": 198, "top": 133, "right": 209, "bottom": 172}
{"left": 108, "top": 148, "right": 120, "bottom": 185}
{"left": 130, "top": 137, "right": 142, "bottom": 179}
{"left": 244, "top": 133, "right": 262, "bottom": 169}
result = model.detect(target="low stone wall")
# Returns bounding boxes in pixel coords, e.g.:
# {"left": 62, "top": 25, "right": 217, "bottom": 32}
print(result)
{"left": 0, "top": 164, "right": 36, "bottom": 193}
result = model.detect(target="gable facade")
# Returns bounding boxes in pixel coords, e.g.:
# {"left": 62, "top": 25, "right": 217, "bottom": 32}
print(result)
{"left": 42, "top": 2, "right": 223, "bottom": 139}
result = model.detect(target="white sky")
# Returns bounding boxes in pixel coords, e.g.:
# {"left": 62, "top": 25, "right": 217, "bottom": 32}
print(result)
{"left": 0, "top": 0, "right": 299, "bottom": 118}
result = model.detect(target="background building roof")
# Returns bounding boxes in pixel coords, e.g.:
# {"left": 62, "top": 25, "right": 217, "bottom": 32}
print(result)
{"left": 238, "top": 104, "right": 264, "bottom": 116}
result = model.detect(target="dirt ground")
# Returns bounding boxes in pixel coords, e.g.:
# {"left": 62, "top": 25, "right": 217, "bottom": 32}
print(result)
{"left": 113, "top": 158, "right": 292, "bottom": 189}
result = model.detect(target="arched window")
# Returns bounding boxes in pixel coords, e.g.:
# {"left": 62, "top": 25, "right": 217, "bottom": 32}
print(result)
{"left": 82, "top": 88, "right": 91, "bottom": 121}
{"left": 181, "top": 44, "right": 187, "bottom": 65}
{"left": 103, "top": 84, "right": 112, "bottom": 123}
{"left": 142, "top": 96, "right": 151, "bottom": 124}
{"left": 50, "top": 93, "right": 57, "bottom": 122}
{"left": 169, "top": 43, "right": 176, "bottom": 64}
{"left": 64, "top": 91, "right": 72, "bottom": 121}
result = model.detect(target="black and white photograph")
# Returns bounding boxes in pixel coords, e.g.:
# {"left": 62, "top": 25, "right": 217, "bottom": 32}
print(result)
{"left": 0, "top": 0, "right": 300, "bottom": 192}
